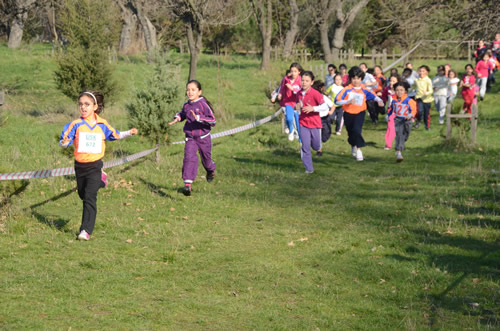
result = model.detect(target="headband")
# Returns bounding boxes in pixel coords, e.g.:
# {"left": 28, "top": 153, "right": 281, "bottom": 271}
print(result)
{"left": 83, "top": 91, "right": 97, "bottom": 104}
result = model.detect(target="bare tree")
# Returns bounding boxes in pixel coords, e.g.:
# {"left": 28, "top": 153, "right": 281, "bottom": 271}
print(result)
{"left": 250, "top": 0, "right": 272, "bottom": 70}
{"left": 4, "top": 0, "right": 37, "bottom": 48}
{"left": 282, "top": 0, "right": 299, "bottom": 59}
{"left": 116, "top": 1, "right": 138, "bottom": 53}
{"left": 169, "top": 0, "right": 247, "bottom": 80}
{"left": 311, "top": 0, "right": 368, "bottom": 63}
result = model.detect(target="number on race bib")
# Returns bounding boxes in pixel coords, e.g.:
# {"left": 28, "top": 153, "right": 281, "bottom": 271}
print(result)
{"left": 78, "top": 132, "right": 103, "bottom": 154}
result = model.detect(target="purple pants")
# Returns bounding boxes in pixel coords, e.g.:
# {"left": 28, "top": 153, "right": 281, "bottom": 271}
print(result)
{"left": 182, "top": 134, "right": 216, "bottom": 183}
{"left": 299, "top": 126, "right": 321, "bottom": 172}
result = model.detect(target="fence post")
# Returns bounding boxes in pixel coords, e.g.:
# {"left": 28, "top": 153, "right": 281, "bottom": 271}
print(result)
{"left": 382, "top": 49, "right": 387, "bottom": 68}
{"left": 471, "top": 103, "right": 478, "bottom": 144}
{"left": 392, "top": 49, "right": 395, "bottom": 61}
{"left": 371, "top": 49, "right": 375, "bottom": 67}
{"left": 446, "top": 104, "right": 452, "bottom": 141}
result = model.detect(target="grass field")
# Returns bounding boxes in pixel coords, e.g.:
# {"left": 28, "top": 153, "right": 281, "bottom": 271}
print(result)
{"left": 0, "top": 43, "right": 499, "bottom": 330}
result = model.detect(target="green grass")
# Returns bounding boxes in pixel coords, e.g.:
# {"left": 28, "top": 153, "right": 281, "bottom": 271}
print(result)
{"left": 0, "top": 42, "right": 499, "bottom": 330}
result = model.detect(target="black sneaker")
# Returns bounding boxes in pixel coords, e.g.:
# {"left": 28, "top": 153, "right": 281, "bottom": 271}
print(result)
{"left": 206, "top": 171, "right": 215, "bottom": 182}
{"left": 317, "top": 151, "right": 323, "bottom": 157}
{"left": 182, "top": 185, "right": 191, "bottom": 196}
{"left": 414, "top": 122, "right": 420, "bottom": 129}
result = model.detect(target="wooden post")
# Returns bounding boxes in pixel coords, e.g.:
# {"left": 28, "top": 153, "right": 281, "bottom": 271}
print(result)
{"left": 0, "top": 91, "right": 4, "bottom": 106}
{"left": 382, "top": 48, "right": 387, "bottom": 68}
{"left": 471, "top": 104, "right": 478, "bottom": 144}
{"left": 371, "top": 49, "right": 375, "bottom": 67}
{"left": 446, "top": 104, "right": 452, "bottom": 141}
{"left": 392, "top": 49, "right": 395, "bottom": 61}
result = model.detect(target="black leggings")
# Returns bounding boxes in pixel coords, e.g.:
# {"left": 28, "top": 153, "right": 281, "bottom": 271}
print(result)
{"left": 75, "top": 160, "right": 104, "bottom": 234}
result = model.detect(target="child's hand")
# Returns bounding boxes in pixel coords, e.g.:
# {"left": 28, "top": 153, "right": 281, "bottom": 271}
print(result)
{"left": 130, "top": 128, "right": 138, "bottom": 135}
{"left": 190, "top": 110, "right": 200, "bottom": 121}
{"left": 377, "top": 101, "right": 384, "bottom": 107}
{"left": 277, "top": 94, "right": 282, "bottom": 101}
{"left": 168, "top": 118, "right": 179, "bottom": 126}
{"left": 405, "top": 114, "right": 413, "bottom": 120}
{"left": 61, "top": 136, "right": 71, "bottom": 145}
{"left": 302, "top": 105, "right": 314, "bottom": 113}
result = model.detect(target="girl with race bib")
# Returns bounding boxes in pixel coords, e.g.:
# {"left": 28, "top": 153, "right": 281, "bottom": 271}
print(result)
{"left": 60, "top": 90, "right": 138, "bottom": 241}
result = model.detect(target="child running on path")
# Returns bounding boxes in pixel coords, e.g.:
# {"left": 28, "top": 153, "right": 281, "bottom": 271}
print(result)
{"left": 334, "top": 66, "right": 384, "bottom": 161}
{"left": 278, "top": 62, "right": 303, "bottom": 141}
{"left": 312, "top": 80, "right": 335, "bottom": 156}
{"left": 60, "top": 90, "right": 138, "bottom": 241}
{"left": 296, "top": 71, "right": 329, "bottom": 173}
{"left": 386, "top": 82, "right": 417, "bottom": 162}
{"left": 414, "top": 65, "right": 433, "bottom": 130}
{"left": 169, "top": 80, "right": 216, "bottom": 196}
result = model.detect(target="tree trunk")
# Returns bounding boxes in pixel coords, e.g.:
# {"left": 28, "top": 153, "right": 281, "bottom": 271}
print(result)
{"left": 185, "top": 20, "right": 202, "bottom": 80}
{"left": 8, "top": 11, "right": 27, "bottom": 48}
{"left": 46, "top": 1, "right": 58, "bottom": 43}
{"left": 251, "top": 0, "right": 272, "bottom": 70}
{"left": 319, "top": 20, "right": 332, "bottom": 64}
{"left": 282, "top": 0, "right": 299, "bottom": 59}
{"left": 330, "top": 25, "right": 346, "bottom": 62}
{"left": 118, "top": 2, "right": 137, "bottom": 54}
{"left": 137, "top": 13, "right": 157, "bottom": 52}
{"left": 329, "top": 0, "right": 369, "bottom": 61}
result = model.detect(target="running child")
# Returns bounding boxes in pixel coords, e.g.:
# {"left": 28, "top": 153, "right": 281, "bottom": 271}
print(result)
{"left": 334, "top": 66, "right": 384, "bottom": 161}
{"left": 59, "top": 90, "right": 138, "bottom": 241}
{"left": 432, "top": 65, "right": 450, "bottom": 125}
{"left": 296, "top": 71, "right": 329, "bottom": 173}
{"left": 447, "top": 70, "right": 460, "bottom": 104}
{"left": 338, "top": 63, "right": 349, "bottom": 86}
{"left": 325, "top": 74, "right": 345, "bottom": 135}
{"left": 381, "top": 74, "right": 401, "bottom": 150}
{"left": 475, "top": 52, "right": 492, "bottom": 101}
{"left": 325, "top": 64, "right": 337, "bottom": 88}
{"left": 278, "top": 62, "right": 303, "bottom": 141}
{"left": 386, "top": 82, "right": 417, "bottom": 162}
{"left": 312, "top": 80, "right": 335, "bottom": 156}
{"left": 169, "top": 80, "right": 216, "bottom": 196}
{"left": 460, "top": 64, "right": 476, "bottom": 115}
{"left": 414, "top": 65, "right": 433, "bottom": 130}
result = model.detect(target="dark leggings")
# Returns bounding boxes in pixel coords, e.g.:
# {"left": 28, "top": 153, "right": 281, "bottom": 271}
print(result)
{"left": 75, "top": 160, "right": 104, "bottom": 234}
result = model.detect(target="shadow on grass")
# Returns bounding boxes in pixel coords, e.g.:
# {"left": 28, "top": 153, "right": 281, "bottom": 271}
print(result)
{"left": 138, "top": 177, "right": 176, "bottom": 200}
{"left": 31, "top": 209, "right": 72, "bottom": 232}
{"left": 392, "top": 228, "right": 500, "bottom": 328}
{"left": 0, "top": 180, "right": 29, "bottom": 209}
{"left": 29, "top": 187, "right": 77, "bottom": 210}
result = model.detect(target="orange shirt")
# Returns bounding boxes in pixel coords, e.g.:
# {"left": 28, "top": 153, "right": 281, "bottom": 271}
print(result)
{"left": 334, "top": 84, "right": 378, "bottom": 114}
{"left": 60, "top": 114, "right": 120, "bottom": 163}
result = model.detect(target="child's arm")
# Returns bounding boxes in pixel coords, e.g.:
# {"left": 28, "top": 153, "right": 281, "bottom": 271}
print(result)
{"left": 193, "top": 103, "right": 217, "bottom": 127}
{"left": 408, "top": 99, "right": 418, "bottom": 119}
{"left": 168, "top": 106, "right": 187, "bottom": 126}
{"left": 59, "top": 122, "right": 77, "bottom": 148}
{"left": 118, "top": 128, "right": 138, "bottom": 139}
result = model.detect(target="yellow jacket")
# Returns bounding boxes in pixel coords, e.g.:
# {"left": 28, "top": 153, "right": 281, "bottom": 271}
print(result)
{"left": 415, "top": 76, "right": 434, "bottom": 103}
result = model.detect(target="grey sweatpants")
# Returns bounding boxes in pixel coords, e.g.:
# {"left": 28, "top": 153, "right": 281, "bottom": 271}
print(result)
{"left": 394, "top": 117, "right": 412, "bottom": 151}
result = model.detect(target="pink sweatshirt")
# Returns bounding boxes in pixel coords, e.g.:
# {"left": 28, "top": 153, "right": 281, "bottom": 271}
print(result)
{"left": 279, "top": 75, "right": 301, "bottom": 108}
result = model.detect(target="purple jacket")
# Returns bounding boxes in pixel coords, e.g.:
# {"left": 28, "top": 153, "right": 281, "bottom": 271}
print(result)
{"left": 174, "top": 97, "right": 216, "bottom": 138}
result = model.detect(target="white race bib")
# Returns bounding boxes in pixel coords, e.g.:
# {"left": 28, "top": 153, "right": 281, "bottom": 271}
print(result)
{"left": 349, "top": 92, "right": 364, "bottom": 106}
{"left": 78, "top": 132, "right": 103, "bottom": 154}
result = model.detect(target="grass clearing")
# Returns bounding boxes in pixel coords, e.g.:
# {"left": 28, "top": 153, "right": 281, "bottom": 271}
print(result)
{"left": 0, "top": 43, "right": 499, "bottom": 329}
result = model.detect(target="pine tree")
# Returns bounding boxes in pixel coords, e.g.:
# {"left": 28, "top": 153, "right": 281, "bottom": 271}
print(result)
{"left": 126, "top": 53, "right": 183, "bottom": 162}
{"left": 54, "top": 0, "right": 120, "bottom": 101}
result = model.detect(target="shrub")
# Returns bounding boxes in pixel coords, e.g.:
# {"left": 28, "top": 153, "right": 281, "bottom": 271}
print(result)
{"left": 54, "top": 0, "right": 120, "bottom": 101}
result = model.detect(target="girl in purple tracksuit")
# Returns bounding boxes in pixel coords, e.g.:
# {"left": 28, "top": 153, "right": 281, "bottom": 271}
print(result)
{"left": 169, "top": 80, "right": 216, "bottom": 196}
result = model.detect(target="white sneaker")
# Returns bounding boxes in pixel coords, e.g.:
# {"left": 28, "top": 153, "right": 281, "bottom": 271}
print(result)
{"left": 356, "top": 149, "right": 363, "bottom": 161}
{"left": 439, "top": 119, "right": 444, "bottom": 125}
{"left": 288, "top": 132, "right": 294, "bottom": 141}
{"left": 396, "top": 152, "right": 404, "bottom": 162}
{"left": 78, "top": 230, "right": 90, "bottom": 241}
{"left": 335, "top": 131, "right": 341, "bottom": 136}
{"left": 305, "top": 170, "right": 314, "bottom": 174}
{"left": 285, "top": 127, "right": 290, "bottom": 134}
{"left": 352, "top": 146, "right": 358, "bottom": 157}
{"left": 384, "top": 147, "right": 390, "bottom": 151}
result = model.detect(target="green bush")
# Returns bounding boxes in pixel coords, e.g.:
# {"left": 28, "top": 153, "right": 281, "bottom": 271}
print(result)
{"left": 54, "top": 0, "right": 120, "bottom": 101}
{"left": 126, "top": 53, "right": 183, "bottom": 151}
